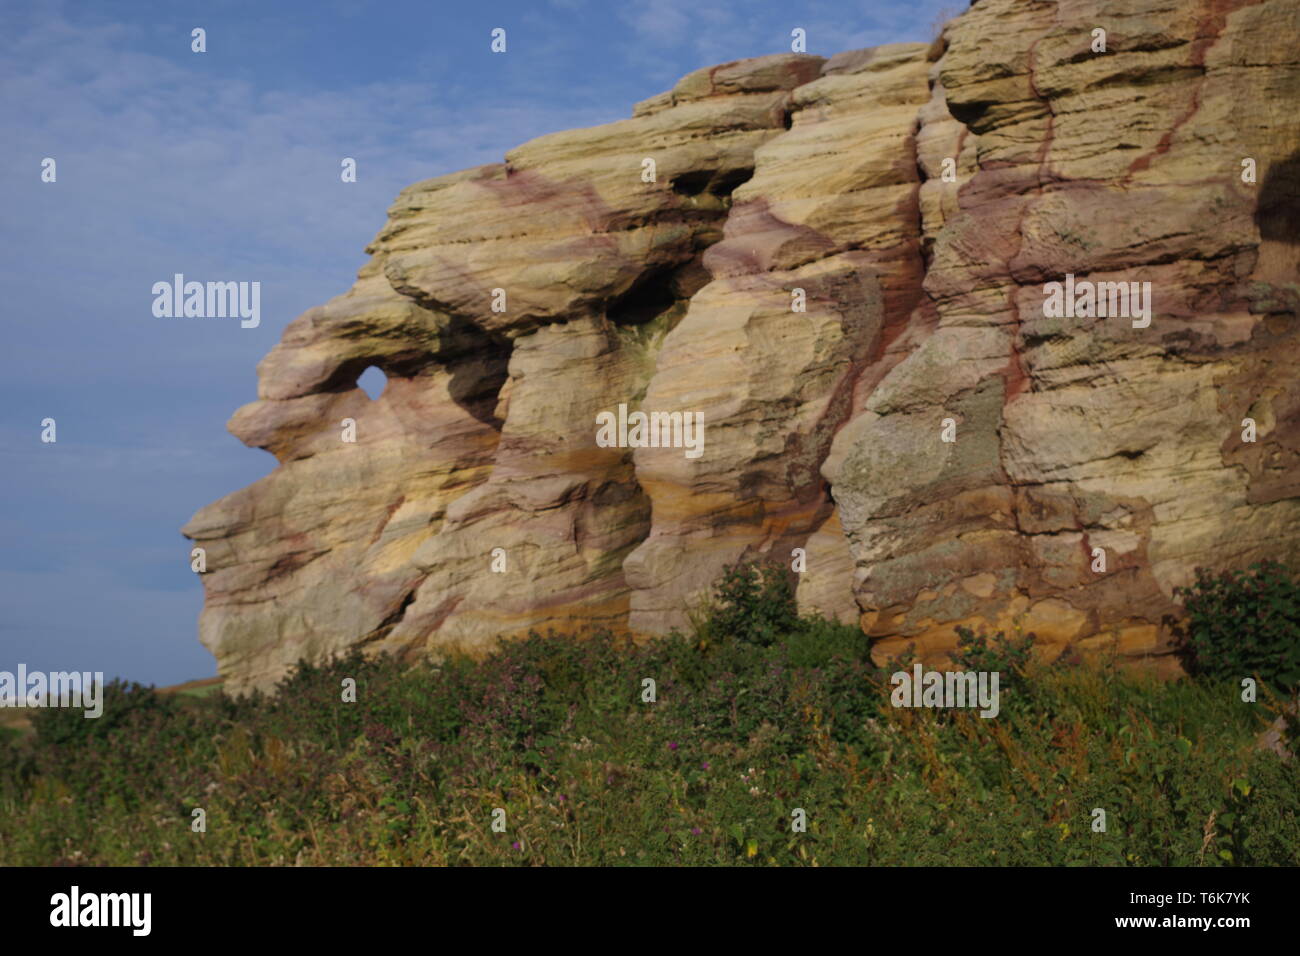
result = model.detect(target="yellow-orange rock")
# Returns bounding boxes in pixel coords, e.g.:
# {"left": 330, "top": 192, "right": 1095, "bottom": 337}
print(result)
{"left": 185, "top": 1, "right": 1300, "bottom": 694}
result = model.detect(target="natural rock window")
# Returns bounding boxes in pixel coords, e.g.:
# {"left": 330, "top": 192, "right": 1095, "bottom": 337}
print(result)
{"left": 356, "top": 365, "right": 388, "bottom": 400}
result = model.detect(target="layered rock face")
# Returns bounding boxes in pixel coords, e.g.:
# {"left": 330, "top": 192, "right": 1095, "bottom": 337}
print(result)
{"left": 185, "top": 0, "right": 1300, "bottom": 694}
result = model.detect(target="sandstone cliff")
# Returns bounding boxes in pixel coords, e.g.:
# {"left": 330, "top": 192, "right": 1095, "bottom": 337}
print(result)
{"left": 184, "top": 0, "right": 1300, "bottom": 694}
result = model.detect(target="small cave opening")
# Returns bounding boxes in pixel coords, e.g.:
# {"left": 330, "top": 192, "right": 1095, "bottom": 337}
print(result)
{"left": 670, "top": 166, "right": 755, "bottom": 199}
{"left": 319, "top": 320, "right": 511, "bottom": 430}
{"left": 607, "top": 266, "right": 679, "bottom": 327}
{"left": 442, "top": 314, "right": 512, "bottom": 429}
{"left": 944, "top": 96, "right": 993, "bottom": 133}
{"left": 712, "top": 166, "right": 755, "bottom": 197}
{"left": 1256, "top": 148, "right": 1300, "bottom": 245}
{"left": 670, "top": 169, "right": 714, "bottom": 196}
{"left": 357, "top": 365, "right": 388, "bottom": 400}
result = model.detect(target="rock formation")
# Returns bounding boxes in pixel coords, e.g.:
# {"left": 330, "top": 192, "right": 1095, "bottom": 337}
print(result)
{"left": 184, "top": 0, "right": 1300, "bottom": 694}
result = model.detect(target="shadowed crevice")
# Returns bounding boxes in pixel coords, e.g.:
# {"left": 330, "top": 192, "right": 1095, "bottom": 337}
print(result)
{"left": 443, "top": 315, "right": 511, "bottom": 429}
{"left": 1256, "top": 148, "right": 1300, "bottom": 245}
{"left": 607, "top": 266, "right": 680, "bottom": 327}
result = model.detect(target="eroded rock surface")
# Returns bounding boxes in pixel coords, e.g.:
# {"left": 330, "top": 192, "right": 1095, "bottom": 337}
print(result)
{"left": 185, "top": 1, "right": 1300, "bottom": 693}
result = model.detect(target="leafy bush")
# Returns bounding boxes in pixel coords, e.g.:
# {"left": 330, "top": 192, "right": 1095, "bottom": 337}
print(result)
{"left": 951, "top": 625, "right": 1036, "bottom": 678}
{"left": 31, "top": 678, "right": 175, "bottom": 748}
{"left": 2, "top": 562, "right": 1296, "bottom": 867}
{"left": 696, "top": 559, "right": 797, "bottom": 647}
{"left": 783, "top": 616, "right": 873, "bottom": 668}
{"left": 1174, "top": 560, "right": 1300, "bottom": 693}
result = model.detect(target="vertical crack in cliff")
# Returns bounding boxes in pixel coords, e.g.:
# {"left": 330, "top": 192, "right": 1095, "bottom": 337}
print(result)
{"left": 701, "top": 58, "right": 934, "bottom": 610}
{"left": 1002, "top": 13, "right": 1059, "bottom": 409}
{"left": 607, "top": 158, "right": 763, "bottom": 587}
{"left": 1124, "top": 0, "right": 1263, "bottom": 178}
{"left": 812, "top": 51, "right": 938, "bottom": 487}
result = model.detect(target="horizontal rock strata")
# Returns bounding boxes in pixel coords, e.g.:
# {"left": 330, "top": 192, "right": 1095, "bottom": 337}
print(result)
{"left": 185, "top": 0, "right": 1300, "bottom": 693}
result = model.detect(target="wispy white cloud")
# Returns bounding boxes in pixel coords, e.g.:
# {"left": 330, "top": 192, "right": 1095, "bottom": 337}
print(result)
{"left": 0, "top": 0, "right": 965, "bottom": 685}
{"left": 0, "top": 7, "right": 624, "bottom": 387}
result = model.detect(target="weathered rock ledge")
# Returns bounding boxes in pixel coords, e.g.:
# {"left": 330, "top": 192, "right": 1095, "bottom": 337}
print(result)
{"left": 185, "top": 0, "right": 1300, "bottom": 694}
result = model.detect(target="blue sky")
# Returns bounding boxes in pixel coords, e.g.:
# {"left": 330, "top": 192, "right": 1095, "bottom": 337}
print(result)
{"left": 0, "top": 0, "right": 963, "bottom": 686}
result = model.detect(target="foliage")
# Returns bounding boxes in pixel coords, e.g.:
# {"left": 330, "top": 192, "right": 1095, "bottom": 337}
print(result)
{"left": 694, "top": 559, "right": 798, "bottom": 647}
{"left": 1174, "top": 560, "right": 1300, "bottom": 693}
{"left": 1, "top": 564, "right": 1295, "bottom": 866}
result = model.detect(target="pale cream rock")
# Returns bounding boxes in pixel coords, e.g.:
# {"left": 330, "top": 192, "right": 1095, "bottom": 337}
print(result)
{"left": 186, "top": 0, "right": 1300, "bottom": 693}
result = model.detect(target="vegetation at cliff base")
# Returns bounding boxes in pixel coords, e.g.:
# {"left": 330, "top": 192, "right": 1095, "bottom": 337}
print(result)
{"left": 1174, "top": 559, "right": 1300, "bottom": 694}
{"left": 0, "top": 561, "right": 1296, "bottom": 866}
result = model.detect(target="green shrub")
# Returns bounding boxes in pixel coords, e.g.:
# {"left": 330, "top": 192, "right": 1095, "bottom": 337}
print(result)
{"left": 1174, "top": 560, "right": 1300, "bottom": 693}
{"left": 783, "top": 616, "right": 873, "bottom": 668}
{"left": 30, "top": 678, "right": 174, "bottom": 748}
{"left": 3, "top": 561, "right": 1296, "bottom": 867}
{"left": 951, "top": 626, "right": 1036, "bottom": 677}
{"left": 696, "top": 559, "right": 798, "bottom": 647}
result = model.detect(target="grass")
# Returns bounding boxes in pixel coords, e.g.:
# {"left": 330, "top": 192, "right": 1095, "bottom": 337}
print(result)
{"left": 0, "top": 608, "right": 1296, "bottom": 866}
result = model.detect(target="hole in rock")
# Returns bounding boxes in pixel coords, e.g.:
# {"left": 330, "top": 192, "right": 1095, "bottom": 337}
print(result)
{"left": 670, "top": 167, "right": 754, "bottom": 198}
{"left": 1256, "top": 148, "right": 1300, "bottom": 245}
{"left": 670, "top": 169, "right": 714, "bottom": 196}
{"left": 442, "top": 314, "right": 512, "bottom": 429}
{"left": 607, "top": 266, "right": 678, "bottom": 327}
{"left": 357, "top": 365, "right": 388, "bottom": 400}
{"left": 711, "top": 167, "right": 754, "bottom": 196}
